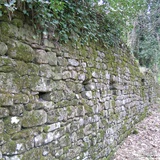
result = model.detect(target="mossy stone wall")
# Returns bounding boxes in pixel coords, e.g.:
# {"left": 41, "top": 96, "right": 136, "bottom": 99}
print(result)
{"left": 0, "top": 13, "right": 157, "bottom": 160}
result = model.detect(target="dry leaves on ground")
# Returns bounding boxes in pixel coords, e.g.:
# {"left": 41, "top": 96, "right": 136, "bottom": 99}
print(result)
{"left": 113, "top": 104, "right": 160, "bottom": 160}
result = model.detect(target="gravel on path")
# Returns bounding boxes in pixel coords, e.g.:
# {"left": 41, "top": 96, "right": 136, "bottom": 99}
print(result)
{"left": 113, "top": 104, "right": 160, "bottom": 160}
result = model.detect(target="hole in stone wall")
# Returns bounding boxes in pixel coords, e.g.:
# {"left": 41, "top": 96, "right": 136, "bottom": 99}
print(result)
{"left": 39, "top": 92, "right": 51, "bottom": 101}
{"left": 141, "top": 79, "right": 145, "bottom": 85}
{"left": 109, "top": 80, "right": 116, "bottom": 90}
{"left": 112, "top": 90, "right": 117, "bottom": 95}
{"left": 47, "top": 80, "right": 51, "bottom": 85}
{"left": 109, "top": 80, "right": 117, "bottom": 95}
{"left": 149, "top": 97, "right": 151, "bottom": 103}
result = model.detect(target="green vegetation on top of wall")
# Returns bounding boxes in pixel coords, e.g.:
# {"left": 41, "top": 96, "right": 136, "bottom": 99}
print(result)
{"left": 0, "top": 0, "right": 146, "bottom": 47}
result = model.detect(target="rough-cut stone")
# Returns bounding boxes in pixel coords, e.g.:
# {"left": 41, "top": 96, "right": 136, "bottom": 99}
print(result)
{"left": 8, "top": 41, "right": 35, "bottom": 62}
{"left": 4, "top": 155, "right": 22, "bottom": 160}
{"left": 78, "top": 73, "right": 85, "bottom": 81}
{"left": 22, "top": 110, "right": 47, "bottom": 127}
{"left": 85, "top": 83, "right": 96, "bottom": 91}
{"left": 20, "top": 148, "right": 43, "bottom": 160}
{"left": 35, "top": 132, "right": 55, "bottom": 147}
{"left": 57, "top": 57, "right": 68, "bottom": 66}
{"left": 0, "top": 107, "right": 9, "bottom": 118}
{"left": 44, "top": 122, "right": 61, "bottom": 132}
{"left": 13, "top": 94, "right": 29, "bottom": 104}
{"left": 35, "top": 50, "right": 48, "bottom": 64}
{"left": 0, "top": 93, "right": 14, "bottom": 106}
{"left": 4, "top": 117, "right": 21, "bottom": 134}
{"left": 81, "top": 91, "right": 93, "bottom": 100}
{"left": 0, "top": 42, "right": 8, "bottom": 55}
{"left": 0, "top": 151, "right": 2, "bottom": 159}
{"left": 47, "top": 52, "right": 57, "bottom": 66}
{"left": 9, "top": 104, "right": 24, "bottom": 116}
{"left": 0, "top": 120, "right": 4, "bottom": 133}
{"left": 39, "top": 64, "right": 54, "bottom": 78}
{"left": 62, "top": 71, "right": 72, "bottom": 79}
{"left": 2, "top": 138, "right": 34, "bottom": 156}
{"left": 0, "top": 133, "right": 10, "bottom": 145}
{"left": 92, "top": 71, "right": 99, "bottom": 78}
{"left": 36, "top": 101, "right": 54, "bottom": 110}
{"left": 31, "top": 77, "right": 52, "bottom": 92}
{"left": 68, "top": 59, "right": 79, "bottom": 66}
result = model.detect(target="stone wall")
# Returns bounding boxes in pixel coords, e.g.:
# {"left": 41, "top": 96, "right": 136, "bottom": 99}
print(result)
{"left": 0, "top": 13, "right": 157, "bottom": 160}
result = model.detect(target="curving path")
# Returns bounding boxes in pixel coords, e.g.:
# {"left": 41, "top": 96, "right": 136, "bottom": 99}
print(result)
{"left": 113, "top": 104, "right": 160, "bottom": 160}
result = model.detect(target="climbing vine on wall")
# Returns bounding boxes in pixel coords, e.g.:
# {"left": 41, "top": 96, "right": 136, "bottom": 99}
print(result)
{"left": 0, "top": 0, "right": 146, "bottom": 47}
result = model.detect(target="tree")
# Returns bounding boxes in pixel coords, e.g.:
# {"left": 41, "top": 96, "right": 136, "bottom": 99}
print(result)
{"left": 129, "top": 0, "right": 160, "bottom": 70}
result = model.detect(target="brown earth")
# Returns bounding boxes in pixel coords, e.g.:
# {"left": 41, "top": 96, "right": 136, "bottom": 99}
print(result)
{"left": 113, "top": 104, "right": 160, "bottom": 160}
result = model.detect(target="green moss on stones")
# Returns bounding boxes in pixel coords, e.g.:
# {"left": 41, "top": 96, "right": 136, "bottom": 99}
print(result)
{"left": 4, "top": 117, "right": 21, "bottom": 134}
{"left": 139, "top": 106, "right": 148, "bottom": 121}
{"left": 8, "top": 41, "right": 35, "bottom": 62}
{"left": 21, "top": 148, "right": 44, "bottom": 160}
{"left": 22, "top": 110, "right": 47, "bottom": 128}
{"left": 43, "top": 126, "right": 50, "bottom": 133}
{"left": 102, "top": 151, "right": 115, "bottom": 160}
{"left": 0, "top": 133, "right": 10, "bottom": 145}
{"left": 0, "top": 22, "right": 10, "bottom": 36}
{"left": 11, "top": 129, "right": 32, "bottom": 140}
{"left": 63, "top": 146, "right": 70, "bottom": 154}
{"left": 111, "top": 100, "right": 115, "bottom": 107}
{"left": 12, "top": 19, "right": 23, "bottom": 28}
{"left": 67, "top": 106, "right": 72, "bottom": 116}
{"left": 132, "top": 129, "right": 139, "bottom": 134}
{"left": 84, "top": 105, "right": 93, "bottom": 115}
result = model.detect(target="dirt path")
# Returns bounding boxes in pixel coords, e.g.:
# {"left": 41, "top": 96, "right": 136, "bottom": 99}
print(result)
{"left": 113, "top": 104, "right": 160, "bottom": 160}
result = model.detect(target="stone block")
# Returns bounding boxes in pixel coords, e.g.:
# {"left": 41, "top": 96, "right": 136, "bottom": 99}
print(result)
{"left": 0, "top": 93, "right": 14, "bottom": 107}
{"left": 12, "top": 18, "right": 23, "bottom": 28}
{"left": 92, "top": 71, "right": 99, "bottom": 78}
{"left": 35, "top": 50, "right": 48, "bottom": 64}
{"left": 4, "top": 155, "right": 22, "bottom": 160}
{"left": 0, "top": 133, "right": 10, "bottom": 145}
{"left": 9, "top": 104, "right": 24, "bottom": 116}
{"left": 85, "top": 83, "right": 95, "bottom": 91}
{"left": 27, "top": 63, "right": 39, "bottom": 76}
{"left": 36, "top": 101, "right": 54, "bottom": 110}
{"left": 31, "top": 77, "right": 52, "bottom": 92}
{"left": 4, "top": 117, "right": 21, "bottom": 134}
{"left": 39, "top": 64, "right": 54, "bottom": 78}
{"left": 0, "top": 42, "right": 8, "bottom": 55}
{"left": 44, "top": 122, "right": 61, "bottom": 133}
{"left": 68, "top": 59, "right": 79, "bottom": 66}
{"left": 0, "top": 120, "right": 4, "bottom": 133}
{"left": 0, "top": 107, "right": 9, "bottom": 118}
{"left": 81, "top": 91, "right": 92, "bottom": 100}
{"left": 21, "top": 148, "right": 43, "bottom": 160}
{"left": 62, "top": 71, "right": 72, "bottom": 79}
{"left": 0, "top": 22, "right": 18, "bottom": 38}
{"left": 47, "top": 52, "right": 57, "bottom": 66}
{"left": 13, "top": 94, "right": 29, "bottom": 104}
{"left": 35, "top": 132, "right": 54, "bottom": 147}
{"left": 22, "top": 110, "right": 47, "bottom": 128}
{"left": 8, "top": 40, "right": 35, "bottom": 62}
{"left": 57, "top": 57, "right": 68, "bottom": 66}
{"left": 0, "top": 151, "right": 2, "bottom": 159}
{"left": 78, "top": 73, "right": 86, "bottom": 81}
{"left": 2, "top": 138, "right": 34, "bottom": 156}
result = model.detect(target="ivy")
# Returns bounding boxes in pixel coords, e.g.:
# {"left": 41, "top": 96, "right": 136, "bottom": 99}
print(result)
{"left": 0, "top": 0, "right": 145, "bottom": 47}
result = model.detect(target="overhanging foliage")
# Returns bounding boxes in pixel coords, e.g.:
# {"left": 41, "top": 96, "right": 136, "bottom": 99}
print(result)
{"left": 0, "top": 0, "right": 146, "bottom": 47}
